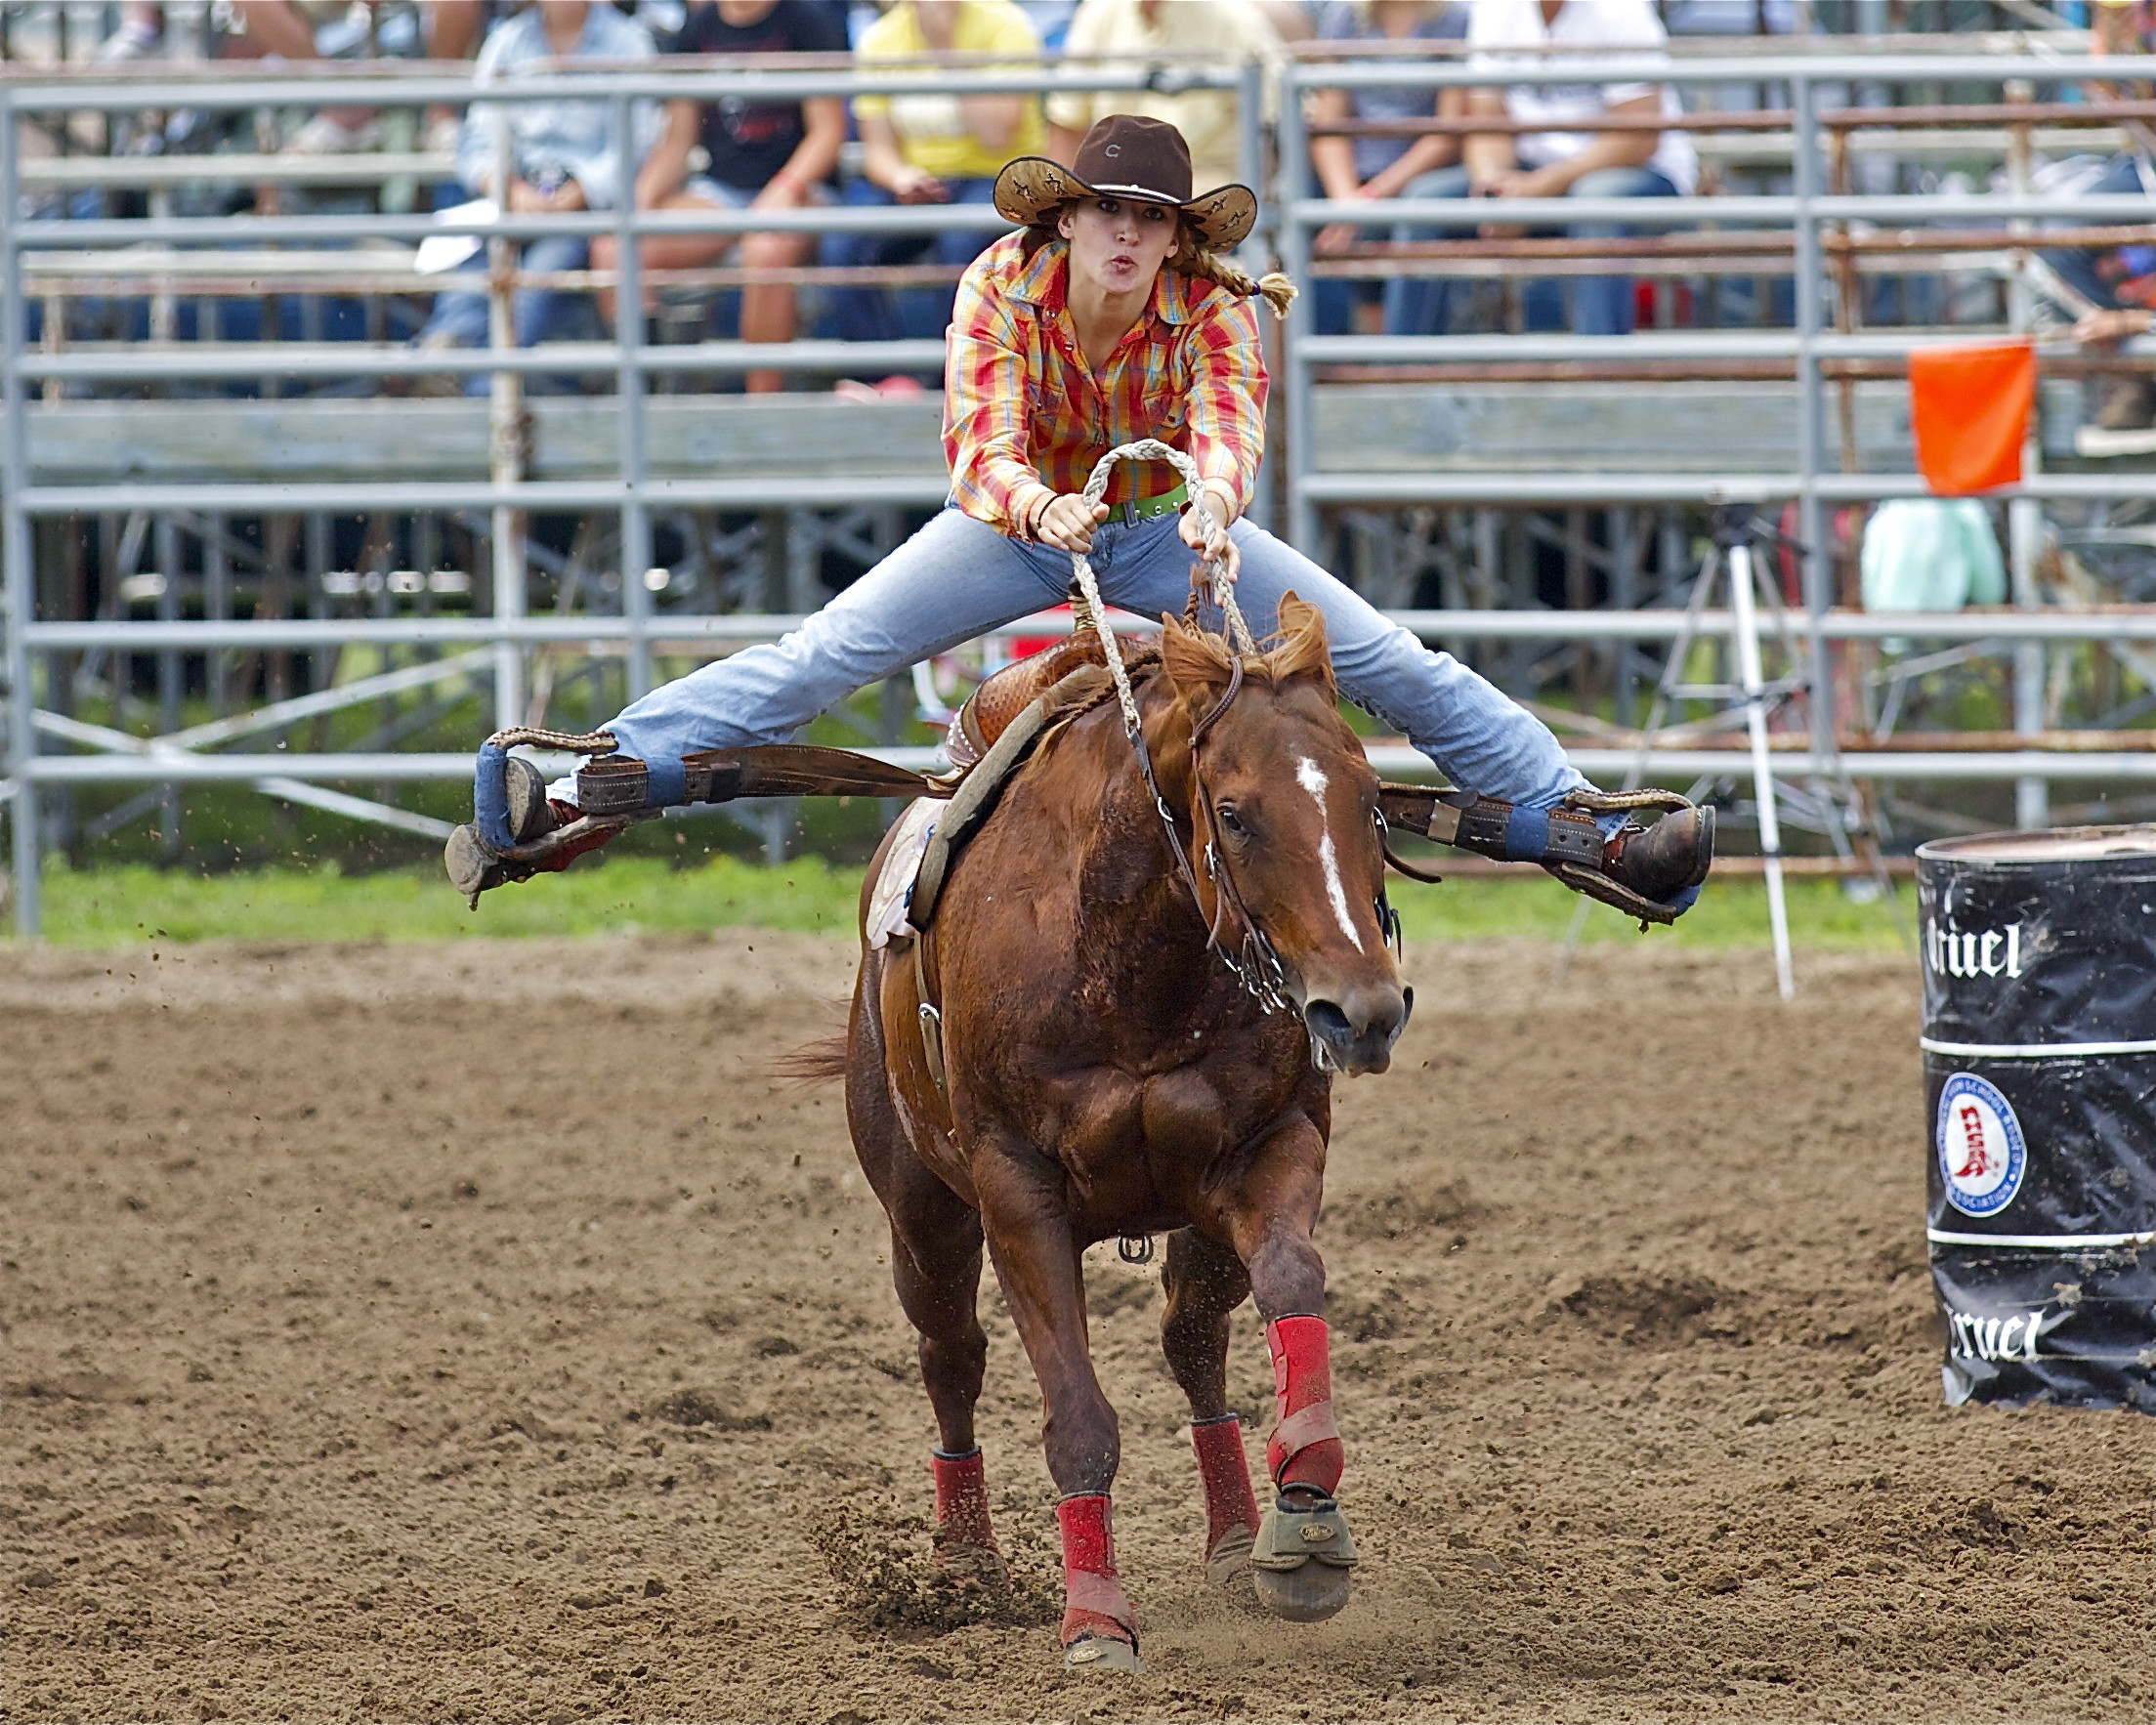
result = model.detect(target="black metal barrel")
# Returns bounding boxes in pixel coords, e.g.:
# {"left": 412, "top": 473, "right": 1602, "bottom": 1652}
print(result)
{"left": 1919, "top": 827, "right": 2156, "bottom": 1410}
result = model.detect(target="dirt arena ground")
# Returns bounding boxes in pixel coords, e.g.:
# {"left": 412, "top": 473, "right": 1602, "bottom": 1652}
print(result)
{"left": 6, "top": 931, "right": 2154, "bottom": 1724}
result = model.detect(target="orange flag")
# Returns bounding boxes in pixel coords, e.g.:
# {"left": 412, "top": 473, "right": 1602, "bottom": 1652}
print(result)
{"left": 1908, "top": 340, "right": 2035, "bottom": 496}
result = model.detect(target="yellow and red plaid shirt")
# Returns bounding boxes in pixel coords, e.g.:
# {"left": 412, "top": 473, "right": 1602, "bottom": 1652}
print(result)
{"left": 943, "top": 231, "right": 1268, "bottom": 535}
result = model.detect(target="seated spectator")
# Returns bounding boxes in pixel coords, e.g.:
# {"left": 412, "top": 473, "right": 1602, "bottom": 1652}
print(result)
{"left": 415, "top": 1, "right": 658, "bottom": 391}
{"left": 1384, "top": 0, "right": 1696, "bottom": 338}
{"left": 2047, "top": 1, "right": 2156, "bottom": 430}
{"left": 95, "top": 2, "right": 485, "bottom": 153}
{"left": 1045, "top": 0, "right": 1281, "bottom": 196}
{"left": 1305, "top": 1, "right": 1468, "bottom": 336}
{"left": 222, "top": 2, "right": 423, "bottom": 154}
{"left": 96, "top": 4, "right": 169, "bottom": 62}
{"left": 591, "top": 0, "right": 847, "bottom": 394}
{"left": 422, "top": 1, "right": 493, "bottom": 156}
{"left": 825, "top": 0, "right": 1044, "bottom": 345}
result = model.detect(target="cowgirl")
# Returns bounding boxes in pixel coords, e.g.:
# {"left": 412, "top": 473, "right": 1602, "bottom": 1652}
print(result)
{"left": 448, "top": 115, "right": 1709, "bottom": 909}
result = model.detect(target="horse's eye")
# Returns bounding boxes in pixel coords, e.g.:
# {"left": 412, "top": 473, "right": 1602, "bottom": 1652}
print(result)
{"left": 1218, "top": 804, "right": 1247, "bottom": 838}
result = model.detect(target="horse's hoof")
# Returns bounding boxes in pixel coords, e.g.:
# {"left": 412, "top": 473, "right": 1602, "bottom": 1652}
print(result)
{"left": 1204, "top": 1523, "right": 1256, "bottom": 1587}
{"left": 1250, "top": 1495, "right": 1358, "bottom": 1623}
{"left": 1064, "top": 1632, "right": 1144, "bottom": 1674}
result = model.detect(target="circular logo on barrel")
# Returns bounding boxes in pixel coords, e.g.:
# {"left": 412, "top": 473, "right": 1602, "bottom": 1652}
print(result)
{"left": 1936, "top": 1073, "right": 2027, "bottom": 1216}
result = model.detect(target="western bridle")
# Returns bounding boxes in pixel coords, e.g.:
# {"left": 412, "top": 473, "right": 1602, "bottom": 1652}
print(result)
{"left": 1065, "top": 442, "right": 1399, "bottom": 1026}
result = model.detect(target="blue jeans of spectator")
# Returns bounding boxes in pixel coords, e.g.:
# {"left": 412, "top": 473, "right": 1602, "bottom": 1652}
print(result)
{"left": 2040, "top": 153, "right": 2150, "bottom": 313}
{"left": 823, "top": 177, "right": 1005, "bottom": 345}
{"left": 1383, "top": 163, "right": 1679, "bottom": 337}
{"left": 418, "top": 233, "right": 591, "bottom": 396}
{"left": 561, "top": 505, "right": 1588, "bottom": 813}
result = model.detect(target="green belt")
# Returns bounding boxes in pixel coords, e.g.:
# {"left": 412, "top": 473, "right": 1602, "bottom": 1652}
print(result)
{"left": 1103, "top": 482, "right": 1188, "bottom": 526}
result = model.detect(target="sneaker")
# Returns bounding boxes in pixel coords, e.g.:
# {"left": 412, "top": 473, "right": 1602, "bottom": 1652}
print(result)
{"left": 2096, "top": 374, "right": 2156, "bottom": 433}
{"left": 405, "top": 329, "right": 469, "bottom": 400}
{"left": 834, "top": 375, "right": 929, "bottom": 404}
{"left": 95, "top": 22, "right": 162, "bottom": 63}
{"left": 423, "top": 111, "right": 464, "bottom": 158}
{"left": 281, "top": 113, "right": 385, "bottom": 157}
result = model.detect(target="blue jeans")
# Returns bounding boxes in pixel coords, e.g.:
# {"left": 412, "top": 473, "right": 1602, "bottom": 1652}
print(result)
{"left": 1383, "top": 164, "right": 1679, "bottom": 337}
{"left": 418, "top": 232, "right": 591, "bottom": 396}
{"left": 823, "top": 177, "right": 1005, "bottom": 345}
{"left": 570, "top": 506, "right": 1587, "bottom": 811}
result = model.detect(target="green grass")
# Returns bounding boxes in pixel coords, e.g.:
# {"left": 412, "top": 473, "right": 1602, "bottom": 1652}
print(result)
{"left": 33, "top": 856, "right": 865, "bottom": 946}
{"left": 1394, "top": 872, "right": 1909, "bottom": 952}
{"left": 18, "top": 859, "right": 1911, "bottom": 955}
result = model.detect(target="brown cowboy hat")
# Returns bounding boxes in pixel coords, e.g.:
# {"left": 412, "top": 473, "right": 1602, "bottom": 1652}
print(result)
{"left": 993, "top": 114, "right": 1258, "bottom": 253}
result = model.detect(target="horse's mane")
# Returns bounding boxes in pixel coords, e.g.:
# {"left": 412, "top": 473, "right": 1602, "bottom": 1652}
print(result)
{"left": 1037, "top": 596, "right": 1337, "bottom": 749}
{"left": 1155, "top": 593, "right": 1337, "bottom": 696}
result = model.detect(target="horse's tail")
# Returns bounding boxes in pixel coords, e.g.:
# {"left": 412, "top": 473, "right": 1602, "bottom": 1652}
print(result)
{"left": 771, "top": 1035, "right": 849, "bottom": 1088}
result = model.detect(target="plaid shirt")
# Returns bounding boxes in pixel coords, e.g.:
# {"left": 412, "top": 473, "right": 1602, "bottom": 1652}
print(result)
{"left": 943, "top": 232, "right": 1268, "bottom": 534}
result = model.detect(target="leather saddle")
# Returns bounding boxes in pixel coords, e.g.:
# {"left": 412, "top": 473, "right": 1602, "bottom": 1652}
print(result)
{"left": 947, "top": 630, "right": 1158, "bottom": 768}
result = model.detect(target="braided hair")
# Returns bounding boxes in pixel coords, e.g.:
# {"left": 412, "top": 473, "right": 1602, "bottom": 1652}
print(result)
{"left": 1167, "top": 231, "right": 1297, "bottom": 319}
{"left": 1019, "top": 210, "right": 1297, "bottom": 319}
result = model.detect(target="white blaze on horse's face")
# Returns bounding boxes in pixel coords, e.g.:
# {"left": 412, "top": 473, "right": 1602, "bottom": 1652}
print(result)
{"left": 1295, "top": 754, "right": 1365, "bottom": 954}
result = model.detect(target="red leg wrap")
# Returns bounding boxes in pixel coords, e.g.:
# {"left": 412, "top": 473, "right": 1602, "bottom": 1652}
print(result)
{"left": 1055, "top": 1493, "right": 1136, "bottom": 1648}
{"left": 1264, "top": 1315, "right": 1344, "bottom": 1496}
{"left": 1190, "top": 1414, "right": 1261, "bottom": 1551}
{"left": 930, "top": 1448, "right": 996, "bottom": 1552}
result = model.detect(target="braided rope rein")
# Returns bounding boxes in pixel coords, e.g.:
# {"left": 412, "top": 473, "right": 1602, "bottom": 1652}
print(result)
{"left": 482, "top": 725, "right": 617, "bottom": 755}
{"left": 1064, "top": 442, "right": 1298, "bottom": 1018}
{"left": 1069, "top": 440, "right": 1257, "bottom": 736}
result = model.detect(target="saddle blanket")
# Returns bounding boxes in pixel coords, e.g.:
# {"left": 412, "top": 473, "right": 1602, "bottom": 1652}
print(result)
{"left": 866, "top": 797, "right": 941, "bottom": 950}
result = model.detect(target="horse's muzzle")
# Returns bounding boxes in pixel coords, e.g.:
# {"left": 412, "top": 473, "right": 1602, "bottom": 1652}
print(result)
{"left": 1303, "top": 981, "right": 1412, "bottom": 1076}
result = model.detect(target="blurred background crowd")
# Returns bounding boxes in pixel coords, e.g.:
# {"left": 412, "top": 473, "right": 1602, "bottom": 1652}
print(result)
{"left": 6, "top": 0, "right": 1990, "bottom": 393}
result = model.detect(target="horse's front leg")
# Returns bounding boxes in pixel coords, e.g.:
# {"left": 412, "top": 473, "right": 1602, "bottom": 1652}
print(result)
{"left": 972, "top": 1148, "right": 1141, "bottom": 1673}
{"left": 1214, "top": 1113, "right": 1360, "bottom": 1623}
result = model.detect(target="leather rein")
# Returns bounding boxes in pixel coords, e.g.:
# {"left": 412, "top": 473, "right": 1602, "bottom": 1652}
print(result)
{"left": 1116, "top": 593, "right": 1404, "bottom": 1023}
{"left": 1064, "top": 441, "right": 1399, "bottom": 1025}
{"left": 1124, "top": 649, "right": 1293, "bottom": 1015}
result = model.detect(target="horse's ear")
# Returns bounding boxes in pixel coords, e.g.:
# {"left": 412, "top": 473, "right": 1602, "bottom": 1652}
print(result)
{"left": 1268, "top": 591, "right": 1335, "bottom": 689}
{"left": 1159, "top": 610, "right": 1234, "bottom": 698}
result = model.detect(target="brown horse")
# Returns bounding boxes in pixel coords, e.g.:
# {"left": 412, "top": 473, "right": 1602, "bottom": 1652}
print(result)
{"left": 834, "top": 594, "right": 1409, "bottom": 1671}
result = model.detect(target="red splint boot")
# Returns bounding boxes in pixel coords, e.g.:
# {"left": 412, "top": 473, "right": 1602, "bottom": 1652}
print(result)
{"left": 930, "top": 1448, "right": 1005, "bottom": 1583}
{"left": 1190, "top": 1414, "right": 1261, "bottom": 1584}
{"left": 1056, "top": 1493, "right": 1141, "bottom": 1672}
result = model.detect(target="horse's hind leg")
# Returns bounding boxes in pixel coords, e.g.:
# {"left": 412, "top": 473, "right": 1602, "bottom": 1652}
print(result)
{"left": 1161, "top": 1228, "right": 1262, "bottom": 1585}
{"left": 844, "top": 958, "right": 1000, "bottom": 1575}
{"left": 889, "top": 1201, "right": 1002, "bottom": 1575}
{"left": 972, "top": 1157, "right": 1140, "bottom": 1671}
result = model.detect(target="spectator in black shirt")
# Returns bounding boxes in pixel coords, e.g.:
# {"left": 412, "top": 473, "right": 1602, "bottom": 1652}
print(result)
{"left": 592, "top": 0, "right": 847, "bottom": 392}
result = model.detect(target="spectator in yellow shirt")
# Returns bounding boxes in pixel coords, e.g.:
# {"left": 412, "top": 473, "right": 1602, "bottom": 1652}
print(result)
{"left": 1046, "top": 0, "right": 1281, "bottom": 194}
{"left": 828, "top": 0, "right": 1045, "bottom": 344}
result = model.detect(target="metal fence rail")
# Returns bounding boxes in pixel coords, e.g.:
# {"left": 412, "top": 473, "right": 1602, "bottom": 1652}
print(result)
{"left": 1276, "top": 51, "right": 2156, "bottom": 860}
{"left": 12, "top": 50, "right": 2156, "bottom": 936}
{"left": 2, "top": 58, "right": 1260, "bottom": 936}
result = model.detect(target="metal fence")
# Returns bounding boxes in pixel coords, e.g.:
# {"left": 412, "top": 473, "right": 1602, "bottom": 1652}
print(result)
{"left": 10, "top": 49, "right": 2156, "bottom": 935}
